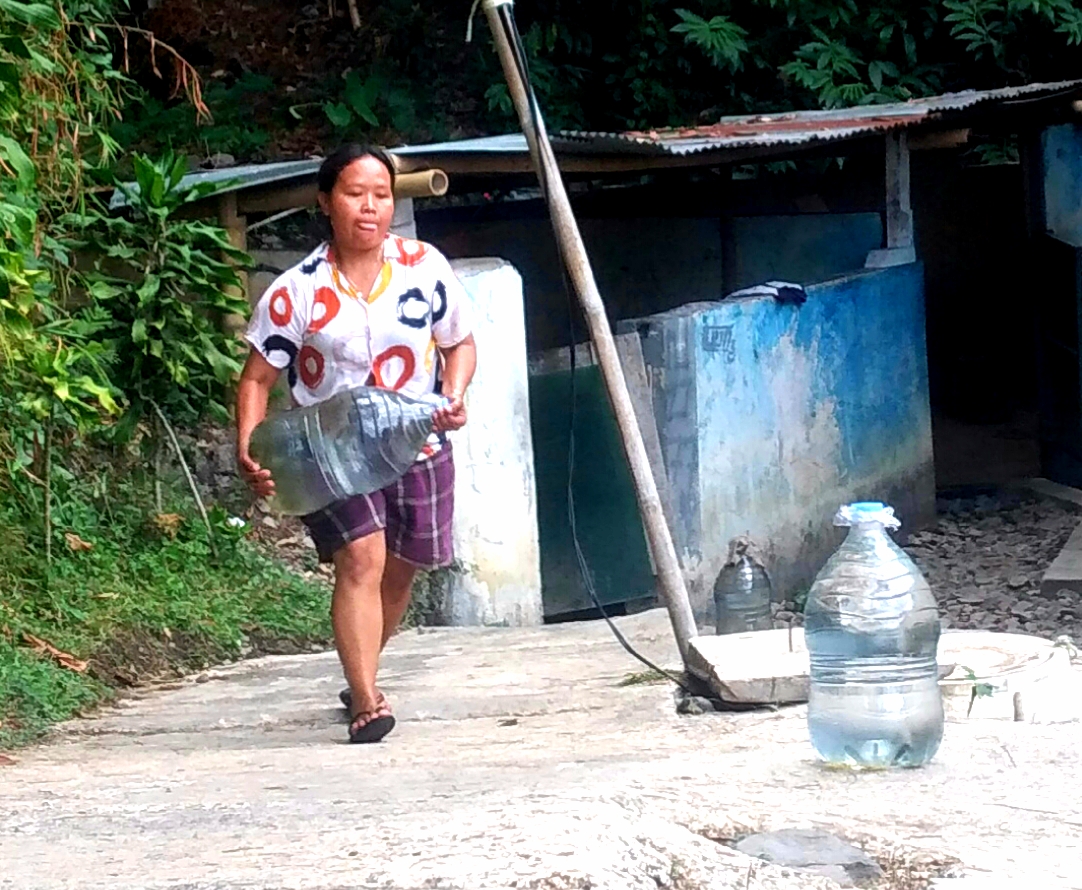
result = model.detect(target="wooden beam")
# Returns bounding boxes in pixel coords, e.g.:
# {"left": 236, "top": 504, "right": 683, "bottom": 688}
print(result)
{"left": 238, "top": 183, "right": 317, "bottom": 216}
{"left": 614, "top": 331, "right": 679, "bottom": 571}
{"left": 885, "top": 131, "right": 913, "bottom": 249}
{"left": 217, "top": 192, "right": 250, "bottom": 325}
{"left": 909, "top": 128, "right": 970, "bottom": 151}
{"left": 866, "top": 131, "right": 916, "bottom": 268}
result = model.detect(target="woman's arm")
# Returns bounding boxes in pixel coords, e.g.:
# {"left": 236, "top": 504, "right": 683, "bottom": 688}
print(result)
{"left": 236, "top": 349, "right": 282, "bottom": 497}
{"left": 433, "top": 334, "right": 477, "bottom": 432}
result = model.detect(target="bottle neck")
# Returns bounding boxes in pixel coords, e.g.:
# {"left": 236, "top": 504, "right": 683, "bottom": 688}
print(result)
{"left": 846, "top": 521, "right": 886, "bottom": 538}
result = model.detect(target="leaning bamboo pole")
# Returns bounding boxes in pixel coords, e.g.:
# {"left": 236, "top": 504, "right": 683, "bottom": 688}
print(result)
{"left": 481, "top": 0, "right": 698, "bottom": 661}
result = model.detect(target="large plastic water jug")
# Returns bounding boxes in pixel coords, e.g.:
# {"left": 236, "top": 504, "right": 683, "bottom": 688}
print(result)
{"left": 713, "top": 536, "right": 773, "bottom": 634}
{"left": 804, "top": 502, "right": 943, "bottom": 769}
{"left": 249, "top": 385, "right": 446, "bottom": 515}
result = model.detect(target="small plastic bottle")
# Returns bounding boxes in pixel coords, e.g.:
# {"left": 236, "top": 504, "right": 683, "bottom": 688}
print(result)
{"left": 249, "top": 385, "right": 446, "bottom": 515}
{"left": 713, "top": 536, "right": 773, "bottom": 634}
{"left": 804, "top": 502, "right": 943, "bottom": 769}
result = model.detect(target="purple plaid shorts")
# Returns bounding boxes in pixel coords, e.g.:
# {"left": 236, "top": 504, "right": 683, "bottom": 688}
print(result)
{"left": 301, "top": 444, "right": 455, "bottom": 569}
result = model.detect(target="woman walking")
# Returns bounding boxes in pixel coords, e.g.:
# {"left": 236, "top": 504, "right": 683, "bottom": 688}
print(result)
{"left": 235, "top": 144, "right": 476, "bottom": 743}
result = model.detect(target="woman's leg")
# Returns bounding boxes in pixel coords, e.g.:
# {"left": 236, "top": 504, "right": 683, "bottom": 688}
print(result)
{"left": 380, "top": 554, "right": 417, "bottom": 650}
{"left": 331, "top": 531, "right": 388, "bottom": 717}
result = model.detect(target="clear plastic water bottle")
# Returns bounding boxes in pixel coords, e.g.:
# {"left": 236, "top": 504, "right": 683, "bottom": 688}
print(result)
{"left": 804, "top": 502, "right": 943, "bottom": 769}
{"left": 249, "top": 385, "right": 446, "bottom": 515}
{"left": 713, "top": 536, "right": 774, "bottom": 634}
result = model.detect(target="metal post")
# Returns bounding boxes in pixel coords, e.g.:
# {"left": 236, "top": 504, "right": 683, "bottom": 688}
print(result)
{"left": 481, "top": 0, "right": 698, "bottom": 660}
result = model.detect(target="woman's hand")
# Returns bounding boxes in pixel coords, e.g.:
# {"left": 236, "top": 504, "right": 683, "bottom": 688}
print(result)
{"left": 433, "top": 395, "right": 467, "bottom": 432}
{"left": 236, "top": 350, "right": 282, "bottom": 499}
{"left": 434, "top": 335, "right": 476, "bottom": 433}
{"left": 237, "top": 442, "right": 276, "bottom": 498}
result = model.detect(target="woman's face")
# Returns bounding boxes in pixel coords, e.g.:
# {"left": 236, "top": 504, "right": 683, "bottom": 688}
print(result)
{"left": 319, "top": 155, "right": 395, "bottom": 253}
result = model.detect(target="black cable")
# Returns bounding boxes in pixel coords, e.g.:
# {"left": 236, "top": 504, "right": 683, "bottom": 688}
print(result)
{"left": 496, "top": 5, "right": 691, "bottom": 693}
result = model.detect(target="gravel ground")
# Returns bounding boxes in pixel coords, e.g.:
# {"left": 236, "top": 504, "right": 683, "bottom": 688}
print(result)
{"left": 907, "top": 490, "right": 1082, "bottom": 642}
{"left": 770, "top": 489, "right": 1082, "bottom": 644}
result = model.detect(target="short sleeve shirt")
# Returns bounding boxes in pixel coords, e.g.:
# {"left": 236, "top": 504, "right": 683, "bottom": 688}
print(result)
{"left": 246, "top": 236, "right": 472, "bottom": 410}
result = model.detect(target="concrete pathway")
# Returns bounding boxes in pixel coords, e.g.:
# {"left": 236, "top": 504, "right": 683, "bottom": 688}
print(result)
{"left": 2, "top": 611, "right": 1081, "bottom": 889}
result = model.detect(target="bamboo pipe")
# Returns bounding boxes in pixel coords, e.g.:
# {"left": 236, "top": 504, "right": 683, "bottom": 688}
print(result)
{"left": 236, "top": 168, "right": 449, "bottom": 216}
{"left": 481, "top": 0, "right": 698, "bottom": 661}
{"left": 394, "top": 168, "right": 449, "bottom": 199}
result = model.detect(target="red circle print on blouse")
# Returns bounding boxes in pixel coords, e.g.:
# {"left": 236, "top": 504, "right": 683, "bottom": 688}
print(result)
{"left": 394, "top": 237, "right": 429, "bottom": 267}
{"left": 299, "top": 345, "right": 325, "bottom": 389}
{"left": 308, "top": 287, "right": 341, "bottom": 334}
{"left": 371, "top": 345, "right": 415, "bottom": 391}
{"left": 269, "top": 287, "right": 293, "bottom": 327}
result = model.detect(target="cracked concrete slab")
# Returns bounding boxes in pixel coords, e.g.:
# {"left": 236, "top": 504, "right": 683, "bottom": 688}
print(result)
{"left": 1, "top": 610, "right": 1081, "bottom": 889}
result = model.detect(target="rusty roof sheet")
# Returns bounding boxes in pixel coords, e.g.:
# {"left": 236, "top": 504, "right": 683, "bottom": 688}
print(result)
{"left": 558, "top": 80, "right": 1082, "bottom": 155}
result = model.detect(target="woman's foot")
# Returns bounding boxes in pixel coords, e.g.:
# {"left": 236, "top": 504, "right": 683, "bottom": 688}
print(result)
{"left": 340, "top": 687, "right": 387, "bottom": 711}
{"left": 348, "top": 701, "right": 395, "bottom": 744}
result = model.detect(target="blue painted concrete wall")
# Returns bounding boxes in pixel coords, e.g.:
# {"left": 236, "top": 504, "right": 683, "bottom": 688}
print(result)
{"left": 625, "top": 263, "right": 935, "bottom": 620}
{"left": 1042, "top": 124, "right": 1082, "bottom": 247}
{"left": 723, "top": 213, "right": 883, "bottom": 292}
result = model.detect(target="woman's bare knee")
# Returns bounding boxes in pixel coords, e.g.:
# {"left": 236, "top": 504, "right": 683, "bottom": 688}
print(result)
{"left": 333, "top": 533, "right": 387, "bottom": 591}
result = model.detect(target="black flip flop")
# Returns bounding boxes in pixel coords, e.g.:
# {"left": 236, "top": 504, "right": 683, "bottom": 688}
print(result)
{"left": 340, "top": 687, "right": 387, "bottom": 711}
{"left": 349, "top": 711, "right": 395, "bottom": 744}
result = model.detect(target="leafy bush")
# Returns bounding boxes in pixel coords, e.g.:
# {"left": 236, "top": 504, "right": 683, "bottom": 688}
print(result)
{"left": 0, "top": 472, "right": 332, "bottom": 748}
{"left": 66, "top": 152, "right": 249, "bottom": 433}
{"left": 112, "top": 72, "right": 274, "bottom": 160}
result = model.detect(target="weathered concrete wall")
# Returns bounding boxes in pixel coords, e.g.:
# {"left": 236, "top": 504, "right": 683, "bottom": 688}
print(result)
{"left": 421, "top": 215, "right": 724, "bottom": 353}
{"left": 722, "top": 213, "right": 884, "bottom": 293}
{"left": 446, "top": 259, "right": 543, "bottom": 626}
{"left": 1042, "top": 124, "right": 1082, "bottom": 247}
{"left": 627, "top": 263, "right": 935, "bottom": 620}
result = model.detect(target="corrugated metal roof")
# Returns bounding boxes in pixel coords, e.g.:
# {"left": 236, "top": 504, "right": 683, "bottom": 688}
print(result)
{"left": 560, "top": 80, "right": 1082, "bottom": 155}
{"left": 110, "top": 80, "right": 1082, "bottom": 208}
{"left": 109, "top": 158, "right": 319, "bottom": 209}
{"left": 394, "top": 133, "right": 529, "bottom": 155}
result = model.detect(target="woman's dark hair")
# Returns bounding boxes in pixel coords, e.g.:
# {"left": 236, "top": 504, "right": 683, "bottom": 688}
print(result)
{"left": 317, "top": 144, "right": 397, "bottom": 194}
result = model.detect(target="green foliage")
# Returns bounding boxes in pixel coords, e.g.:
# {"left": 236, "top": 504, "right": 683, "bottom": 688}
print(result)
{"left": 672, "top": 8, "right": 748, "bottom": 72}
{"left": 1, "top": 3, "right": 251, "bottom": 568}
{"left": 319, "top": 66, "right": 420, "bottom": 136}
{"left": 0, "top": 2, "right": 328, "bottom": 751}
{"left": 0, "top": 468, "right": 332, "bottom": 748}
{"left": 64, "top": 152, "right": 249, "bottom": 430}
{"left": 484, "top": 21, "right": 589, "bottom": 128}
{"left": 463, "top": 0, "right": 1082, "bottom": 130}
{"left": 112, "top": 73, "right": 273, "bottom": 161}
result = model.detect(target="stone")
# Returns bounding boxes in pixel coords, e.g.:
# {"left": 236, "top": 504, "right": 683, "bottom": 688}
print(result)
{"left": 958, "top": 587, "right": 985, "bottom": 605}
{"left": 1008, "top": 575, "right": 1029, "bottom": 590}
{"left": 735, "top": 829, "right": 883, "bottom": 888}
{"left": 204, "top": 152, "right": 236, "bottom": 169}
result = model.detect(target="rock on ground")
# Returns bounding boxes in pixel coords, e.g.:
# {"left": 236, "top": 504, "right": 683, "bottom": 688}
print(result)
{"left": 907, "top": 490, "right": 1082, "bottom": 642}
{"left": 765, "top": 490, "right": 1082, "bottom": 643}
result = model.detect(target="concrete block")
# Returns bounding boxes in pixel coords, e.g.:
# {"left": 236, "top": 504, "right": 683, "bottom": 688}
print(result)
{"left": 687, "top": 628, "right": 810, "bottom": 705}
{"left": 864, "top": 246, "right": 916, "bottom": 268}
{"left": 446, "top": 258, "right": 542, "bottom": 627}
{"left": 1015, "top": 476, "right": 1082, "bottom": 509}
{"left": 1042, "top": 520, "right": 1082, "bottom": 596}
